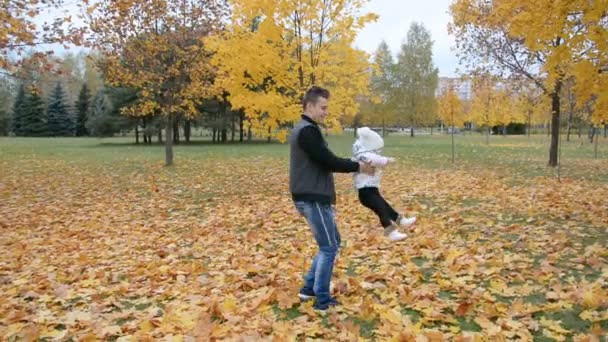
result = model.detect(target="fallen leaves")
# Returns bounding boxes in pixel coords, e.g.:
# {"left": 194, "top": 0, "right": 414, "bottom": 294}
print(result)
{"left": 0, "top": 154, "right": 606, "bottom": 340}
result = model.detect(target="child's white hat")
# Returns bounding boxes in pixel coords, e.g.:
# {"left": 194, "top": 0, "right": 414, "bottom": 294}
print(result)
{"left": 357, "top": 127, "right": 384, "bottom": 151}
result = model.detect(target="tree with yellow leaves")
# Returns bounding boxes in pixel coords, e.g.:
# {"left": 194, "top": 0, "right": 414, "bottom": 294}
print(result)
{"left": 85, "top": 0, "right": 228, "bottom": 166}
{"left": 206, "top": 0, "right": 377, "bottom": 142}
{"left": 469, "top": 75, "right": 499, "bottom": 145}
{"left": 450, "top": 0, "right": 608, "bottom": 167}
{"left": 514, "top": 82, "right": 551, "bottom": 138}
{"left": 493, "top": 86, "right": 524, "bottom": 135}
{"left": 437, "top": 80, "right": 465, "bottom": 163}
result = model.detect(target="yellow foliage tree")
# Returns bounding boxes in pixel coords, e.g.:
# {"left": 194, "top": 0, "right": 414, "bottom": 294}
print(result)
{"left": 514, "top": 83, "right": 551, "bottom": 137}
{"left": 450, "top": 0, "right": 608, "bottom": 166}
{"left": 469, "top": 75, "right": 500, "bottom": 144}
{"left": 493, "top": 87, "right": 523, "bottom": 133}
{"left": 85, "top": 0, "right": 228, "bottom": 165}
{"left": 207, "top": 0, "right": 377, "bottom": 141}
{"left": 438, "top": 82, "right": 465, "bottom": 129}
{"left": 437, "top": 81, "right": 465, "bottom": 163}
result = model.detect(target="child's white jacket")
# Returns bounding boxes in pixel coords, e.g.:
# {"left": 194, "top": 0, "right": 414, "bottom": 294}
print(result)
{"left": 351, "top": 140, "right": 389, "bottom": 189}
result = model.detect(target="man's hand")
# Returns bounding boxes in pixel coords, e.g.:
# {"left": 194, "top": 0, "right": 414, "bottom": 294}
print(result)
{"left": 359, "top": 161, "right": 375, "bottom": 175}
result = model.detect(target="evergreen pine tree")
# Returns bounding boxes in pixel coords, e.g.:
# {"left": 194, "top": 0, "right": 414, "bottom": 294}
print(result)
{"left": 21, "top": 88, "right": 47, "bottom": 136}
{"left": 75, "top": 83, "right": 91, "bottom": 136}
{"left": 10, "top": 85, "right": 27, "bottom": 136}
{"left": 47, "top": 82, "right": 74, "bottom": 136}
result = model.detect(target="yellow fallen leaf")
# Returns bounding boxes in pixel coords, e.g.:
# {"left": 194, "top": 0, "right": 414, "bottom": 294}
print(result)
{"left": 139, "top": 320, "right": 155, "bottom": 333}
{"left": 380, "top": 308, "right": 402, "bottom": 325}
{"left": 540, "top": 317, "right": 570, "bottom": 334}
{"left": 490, "top": 278, "right": 507, "bottom": 292}
{"left": 221, "top": 294, "right": 238, "bottom": 314}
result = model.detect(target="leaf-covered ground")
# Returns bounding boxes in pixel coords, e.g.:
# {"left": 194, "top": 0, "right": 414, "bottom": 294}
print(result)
{"left": 1, "top": 136, "right": 607, "bottom": 341}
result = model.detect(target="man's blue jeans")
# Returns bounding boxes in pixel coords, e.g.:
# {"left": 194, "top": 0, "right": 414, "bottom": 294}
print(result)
{"left": 294, "top": 201, "right": 341, "bottom": 307}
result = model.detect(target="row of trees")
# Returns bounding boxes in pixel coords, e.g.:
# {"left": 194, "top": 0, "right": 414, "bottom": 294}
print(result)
{"left": 9, "top": 83, "right": 90, "bottom": 137}
{"left": 353, "top": 23, "right": 439, "bottom": 137}
{"left": 3, "top": 74, "right": 258, "bottom": 144}
{"left": 438, "top": 75, "right": 606, "bottom": 142}
{"left": 3, "top": 0, "right": 381, "bottom": 165}
{"left": 2, "top": 0, "right": 606, "bottom": 167}
{"left": 449, "top": 0, "right": 607, "bottom": 166}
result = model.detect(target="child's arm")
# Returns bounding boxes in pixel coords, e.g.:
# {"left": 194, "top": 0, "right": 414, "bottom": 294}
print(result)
{"left": 360, "top": 152, "right": 393, "bottom": 167}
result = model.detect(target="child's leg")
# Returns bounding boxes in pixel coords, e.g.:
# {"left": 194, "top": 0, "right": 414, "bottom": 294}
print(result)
{"left": 358, "top": 187, "right": 395, "bottom": 228}
{"left": 378, "top": 194, "right": 399, "bottom": 221}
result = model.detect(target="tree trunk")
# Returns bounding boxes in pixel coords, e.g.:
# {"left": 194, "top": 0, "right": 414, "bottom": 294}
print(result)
{"left": 548, "top": 89, "right": 561, "bottom": 167}
{"left": 231, "top": 113, "right": 235, "bottom": 142}
{"left": 239, "top": 112, "right": 244, "bottom": 142}
{"left": 267, "top": 125, "right": 271, "bottom": 143}
{"left": 431, "top": 126, "right": 433, "bottom": 135}
{"left": 212, "top": 128, "right": 216, "bottom": 143}
{"left": 594, "top": 128, "right": 599, "bottom": 158}
{"left": 184, "top": 119, "right": 191, "bottom": 143}
{"left": 410, "top": 125, "right": 414, "bottom": 137}
{"left": 527, "top": 117, "right": 531, "bottom": 138}
{"left": 135, "top": 122, "right": 139, "bottom": 144}
{"left": 173, "top": 118, "right": 180, "bottom": 144}
{"left": 589, "top": 126, "right": 596, "bottom": 144}
{"left": 566, "top": 110, "right": 573, "bottom": 142}
{"left": 142, "top": 117, "right": 148, "bottom": 144}
{"left": 248, "top": 124, "right": 252, "bottom": 141}
{"left": 382, "top": 118, "right": 386, "bottom": 138}
{"left": 354, "top": 126, "right": 357, "bottom": 138}
{"left": 486, "top": 126, "right": 490, "bottom": 145}
{"left": 165, "top": 114, "right": 174, "bottom": 166}
{"left": 604, "top": 124, "right": 607, "bottom": 138}
{"left": 222, "top": 128, "right": 227, "bottom": 143}
{"left": 451, "top": 124, "right": 455, "bottom": 164}
{"left": 158, "top": 124, "right": 163, "bottom": 143}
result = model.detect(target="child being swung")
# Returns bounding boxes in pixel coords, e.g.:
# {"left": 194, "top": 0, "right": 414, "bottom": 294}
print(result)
{"left": 352, "top": 127, "right": 416, "bottom": 241}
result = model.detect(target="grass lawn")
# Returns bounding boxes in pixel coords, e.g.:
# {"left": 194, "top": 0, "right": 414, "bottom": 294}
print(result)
{"left": 1, "top": 134, "right": 607, "bottom": 340}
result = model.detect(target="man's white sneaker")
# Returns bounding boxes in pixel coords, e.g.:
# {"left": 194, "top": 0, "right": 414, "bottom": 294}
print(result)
{"left": 387, "top": 230, "right": 408, "bottom": 242}
{"left": 298, "top": 292, "right": 314, "bottom": 301}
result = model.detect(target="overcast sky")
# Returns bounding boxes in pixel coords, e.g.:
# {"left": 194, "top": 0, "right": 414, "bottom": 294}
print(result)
{"left": 353, "top": 0, "right": 460, "bottom": 77}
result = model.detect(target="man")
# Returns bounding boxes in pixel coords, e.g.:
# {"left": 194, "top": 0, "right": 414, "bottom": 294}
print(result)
{"left": 289, "top": 86, "right": 374, "bottom": 310}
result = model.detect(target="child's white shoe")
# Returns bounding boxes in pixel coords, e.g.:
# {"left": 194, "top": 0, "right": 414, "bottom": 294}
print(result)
{"left": 387, "top": 230, "right": 408, "bottom": 242}
{"left": 398, "top": 216, "right": 417, "bottom": 228}
{"left": 384, "top": 223, "right": 407, "bottom": 242}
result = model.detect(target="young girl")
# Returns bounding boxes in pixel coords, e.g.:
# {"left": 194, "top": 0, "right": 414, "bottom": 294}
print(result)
{"left": 352, "top": 127, "right": 416, "bottom": 241}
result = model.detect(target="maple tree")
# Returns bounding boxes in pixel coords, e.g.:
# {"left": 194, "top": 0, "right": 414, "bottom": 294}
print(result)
{"left": 468, "top": 75, "right": 500, "bottom": 144}
{"left": 206, "top": 0, "right": 377, "bottom": 142}
{"left": 514, "top": 81, "right": 551, "bottom": 138}
{"left": 492, "top": 87, "right": 524, "bottom": 135}
{"left": 84, "top": 0, "right": 228, "bottom": 165}
{"left": 437, "top": 80, "right": 465, "bottom": 163}
{"left": 449, "top": 0, "right": 608, "bottom": 167}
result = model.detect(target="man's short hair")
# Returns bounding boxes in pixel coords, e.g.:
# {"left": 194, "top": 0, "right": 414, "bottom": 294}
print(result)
{"left": 302, "top": 86, "right": 330, "bottom": 110}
